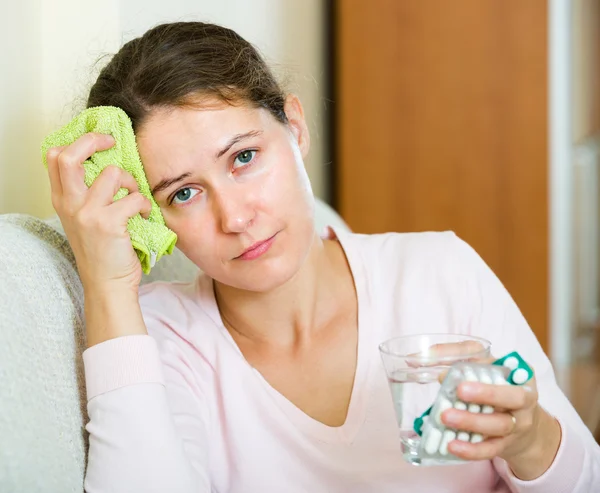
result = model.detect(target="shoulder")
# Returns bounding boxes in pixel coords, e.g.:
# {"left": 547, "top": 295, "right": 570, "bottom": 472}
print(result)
{"left": 340, "top": 230, "right": 500, "bottom": 340}
{"left": 339, "top": 230, "right": 492, "bottom": 317}
{"left": 138, "top": 274, "right": 221, "bottom": 345}
{"left": 139, "top": 277, "right": 197, "bottom": 306}
{"left": 339, "top": 229, "right": 482, "bottom": 275}
{"left": 138, "top": 278, "right": 197, "bottom": 321}
{"left": 137, "top": 275, "right": 220, "bottom": 396}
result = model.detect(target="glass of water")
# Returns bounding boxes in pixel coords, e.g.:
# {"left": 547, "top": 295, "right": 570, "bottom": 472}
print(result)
{"left": 379, "top": 334, "right": 491, "bottom": 466}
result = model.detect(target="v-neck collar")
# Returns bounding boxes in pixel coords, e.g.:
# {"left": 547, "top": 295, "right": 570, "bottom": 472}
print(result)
{"left": 198, "top": 227, "right": 374, "bottom": 444}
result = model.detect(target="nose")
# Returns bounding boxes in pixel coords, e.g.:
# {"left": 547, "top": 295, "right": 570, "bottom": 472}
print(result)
{"left": 214, "top": 189, "right": 255, "bottom": 234}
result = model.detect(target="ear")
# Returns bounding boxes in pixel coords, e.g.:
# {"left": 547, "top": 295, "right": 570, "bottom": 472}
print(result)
{"left": 283, "top": 94, "right": 310, "bottom": 159}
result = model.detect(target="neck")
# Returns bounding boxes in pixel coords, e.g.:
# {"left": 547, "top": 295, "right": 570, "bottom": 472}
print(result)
{"left": 214, "top": 233, "right": 350, "bottom": 349}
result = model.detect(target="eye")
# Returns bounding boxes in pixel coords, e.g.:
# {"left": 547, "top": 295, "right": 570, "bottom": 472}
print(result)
{"left": 233, "top": 149, "right": 256, "bottom": 170}
{"left": 172, "top": 187, "right": 200, "bottom": 205}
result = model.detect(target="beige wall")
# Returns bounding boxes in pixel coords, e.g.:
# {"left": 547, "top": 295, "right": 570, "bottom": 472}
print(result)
{"left": 0, "top": 0, "right": 327, "bottom": 217}
{"left": 1, "top": 1, "right": 45, "bottom": 216}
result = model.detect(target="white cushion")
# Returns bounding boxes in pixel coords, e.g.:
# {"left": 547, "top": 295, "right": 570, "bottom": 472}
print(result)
{"left": 0, "top": 214, "right": 87, "bottom": 492}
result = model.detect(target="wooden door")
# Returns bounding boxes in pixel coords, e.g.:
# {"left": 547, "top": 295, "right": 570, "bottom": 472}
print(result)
{"left": 334, "top": 0, "right": 549, "bottom": 351}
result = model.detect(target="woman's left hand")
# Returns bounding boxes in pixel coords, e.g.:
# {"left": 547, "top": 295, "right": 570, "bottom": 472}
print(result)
{"left": 441, "top": 372, "right": 562, "bottom": 480}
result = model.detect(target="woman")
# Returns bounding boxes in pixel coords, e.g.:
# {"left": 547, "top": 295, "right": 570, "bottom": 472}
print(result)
{"left": 46, "top": 22, "right": 599, "bottom": 492}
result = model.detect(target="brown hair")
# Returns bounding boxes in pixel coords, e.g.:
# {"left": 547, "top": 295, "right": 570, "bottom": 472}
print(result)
{"left": 87, "top": 22, "right": 288, "bottom": 130}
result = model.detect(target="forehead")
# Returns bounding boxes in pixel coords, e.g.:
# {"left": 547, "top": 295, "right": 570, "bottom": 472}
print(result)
{"left": 138, "top": 100, "right": 272, "bottom": 146}
{"left": 136, "top": 99, "right": 276, "bottom": 179}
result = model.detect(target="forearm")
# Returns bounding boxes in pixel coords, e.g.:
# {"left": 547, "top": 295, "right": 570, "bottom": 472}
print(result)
{"left": 83, "top": 336, "right": 209, "bottom": 493}
{"left": 85, "top": 378, "right": 202, "bottom": 493}
{"left": 84, "top": 285, "right": 146, "bottom": 347}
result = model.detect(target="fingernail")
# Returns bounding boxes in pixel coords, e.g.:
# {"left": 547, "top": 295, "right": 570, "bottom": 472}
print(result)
{"left": 460, "top": 382, "right": 477, "bottom": 398}
{"left": 443, "top": 410, "right": 459, "bottom": 426}
{"left": 450, "top": 440, "right": 466, "bottom": 453}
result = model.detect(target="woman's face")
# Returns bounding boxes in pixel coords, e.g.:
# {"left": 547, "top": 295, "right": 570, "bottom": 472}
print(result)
{"left": 136, "top": 95, "right": 315, "bottom": 292}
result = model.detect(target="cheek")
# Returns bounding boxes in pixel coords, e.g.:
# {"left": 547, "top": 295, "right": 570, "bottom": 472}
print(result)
{"left": 164, "top": 213, "right": 214, "bottom": 261}
{"left": 259, "top": 146, "right": 312, "bottom": 208}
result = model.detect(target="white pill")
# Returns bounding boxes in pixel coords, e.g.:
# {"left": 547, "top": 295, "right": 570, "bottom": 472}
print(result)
{"left": 463, "top": 366, "right": 478, "bottom": 382}
{"left": 470, "top": 433, "right": 484, "bottom": 444}
{"left": 457, "top": 431, "right": 471, "bottom": 442}
{"left": 478, "top": 370, "right": 493, "bottom": 385}
{"left": 439, "top": 429, "right": 456, "bottom": 455}
{"left": 512, "top": 368, "right": 529, "bottom": 385}
{"left": 424, "top": 426, "right": 443, "bottom": 455}
{"left": 503, "top": 356, "right": 519, "bottom": 370}
{"left": 434, "top": 397, "right": 454, "bottom": 425}
{"left": 454, "top": 401, "right": 467, "bottom": 411}
{"left": 482, "top": 405, "right": 494, "bottom": 414}
{"left": 468, "top": 403, "right": 481, "bottom": 414}
{"left": 492, "top": 369, "right": 509, "bottom": 386}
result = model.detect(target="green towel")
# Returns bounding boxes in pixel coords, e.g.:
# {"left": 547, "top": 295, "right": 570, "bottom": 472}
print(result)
{"left": 41, "top": 106, "right": 177, "bottom": 275}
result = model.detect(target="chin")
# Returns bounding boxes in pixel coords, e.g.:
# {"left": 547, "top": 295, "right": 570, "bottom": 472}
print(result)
{"left": 226, "top": 255, "right": 305, "bottom": 293}
{"left": 207, "top": 220, "right": 316, "bottom": 292}
{"left": 222, "top": 233, "right": 313, "bottom": 292}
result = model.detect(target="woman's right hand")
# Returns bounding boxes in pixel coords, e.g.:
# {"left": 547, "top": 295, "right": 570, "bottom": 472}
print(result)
{"left": 46, "top": 132, "right": 152, "bottom": 294}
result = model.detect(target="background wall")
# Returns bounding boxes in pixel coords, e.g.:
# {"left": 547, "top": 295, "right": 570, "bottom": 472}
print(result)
{"left": 0, "top": 0, "right": 328, "bottom": 217}
{"left": 0, "top": 1, "right": 44, "bottom": 216}
{"left": 573, "top": 0, "right": 600, "bottom": 143}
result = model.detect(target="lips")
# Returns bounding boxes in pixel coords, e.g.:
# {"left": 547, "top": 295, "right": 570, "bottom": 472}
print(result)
{"left": 236, "top": 233, "right": 277, "bottom": 260}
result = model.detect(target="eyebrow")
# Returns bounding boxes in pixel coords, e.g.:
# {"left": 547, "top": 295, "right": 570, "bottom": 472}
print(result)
{"left": 216, "top": 130, "right": 263, "bottom": 159}
{"left": 151, "top": 172, "right": 192, "bottom": 196}
{"left": 151, "top": 130, "right": 263, "bottom": 196}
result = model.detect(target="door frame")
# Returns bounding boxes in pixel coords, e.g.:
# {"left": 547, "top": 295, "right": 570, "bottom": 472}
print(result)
{"left": 548, "top": 0, "right": 574, "bottom": 370}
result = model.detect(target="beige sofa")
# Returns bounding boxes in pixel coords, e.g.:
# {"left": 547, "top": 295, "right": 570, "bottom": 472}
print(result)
{"left": 0, "top": 199, "right": 349, "bottom": 493}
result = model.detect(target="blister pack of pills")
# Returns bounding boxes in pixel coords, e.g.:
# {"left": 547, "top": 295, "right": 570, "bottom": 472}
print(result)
{"left": 413, "top": 352, "right": 534, "bottom": 464}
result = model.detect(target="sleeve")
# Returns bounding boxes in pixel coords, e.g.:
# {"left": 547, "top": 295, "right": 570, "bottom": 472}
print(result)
{"left": 82, "top": 334, "right": 211, "bottom": 493}
{"left": 450, "top": 235, "right": 600, "bottom": 493}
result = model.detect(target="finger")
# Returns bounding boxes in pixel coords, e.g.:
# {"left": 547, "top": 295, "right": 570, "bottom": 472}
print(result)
{"left": 435, "top": 358, "right": 498, "bottom": 384}
{"left": 87, "top": 166, "right": 139, "bottom": 206}
{"left": 457, "top": 381, "right": 535, "bottom": 411}
{"left": 58, "top": 133, "right": 115, "bottom": 197}
{"left": 140, "top": 206, "right": 151, "bottom": 220}
{"left": 447, "top": 436, "right": 504, "bottom": 461}
{"left": 46, "top": 146, "right": 67, "bottom": 197}
{"left": 476, "top": 357, "right": 497, "bottom": 365}
{"left": 442, "top": 409, "right": 516, "bottom": 437}
{"left": 407, "top": 341, "right": 490, "bottom": 368}
{"left": 109, "top": 191, "right": 152, "bottom": 226}
{"left": 427, "top": 340, "right": 488, "bottom": 359}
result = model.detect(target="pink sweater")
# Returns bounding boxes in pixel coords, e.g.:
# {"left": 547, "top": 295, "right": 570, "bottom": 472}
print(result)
{"left": 83, "top": 230, "right": 600, "bottom": 492}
